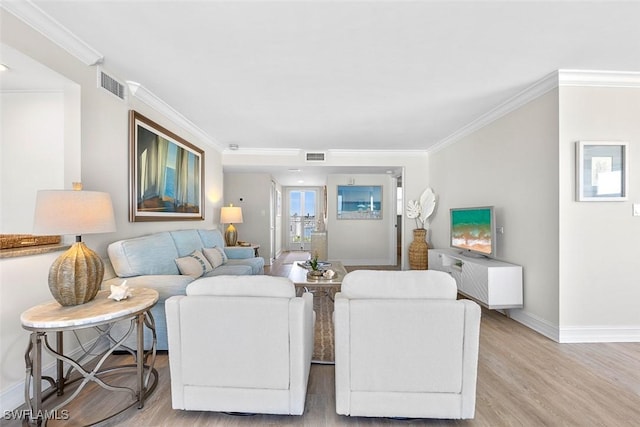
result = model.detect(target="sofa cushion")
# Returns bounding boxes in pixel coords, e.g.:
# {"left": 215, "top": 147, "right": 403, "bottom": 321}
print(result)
{"left": 226, "top": 258, "right": 263, "bottom": 275}
{"left": 187, "top": 275, "right": 295, "bottom": 298}
{"left": 175, "top": 250, "right": 214, "bottom": 278}
{"left": 204, "top": 264, "right": 252, "bottom": 276}
{"left": 341, "top": 270, "right": 457, "bottom": 299}
{"left": 108, "top": 232, "right": 180, "bottom": 277}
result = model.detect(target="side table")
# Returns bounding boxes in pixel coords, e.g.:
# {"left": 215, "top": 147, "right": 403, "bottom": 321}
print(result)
{"left": 20, "top": 288, "right": 159, "bottom": 425}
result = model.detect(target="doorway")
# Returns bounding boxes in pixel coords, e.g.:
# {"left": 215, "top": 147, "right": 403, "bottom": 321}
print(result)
{"left": 287, "top": 188, "right": 318, "bottom": 251}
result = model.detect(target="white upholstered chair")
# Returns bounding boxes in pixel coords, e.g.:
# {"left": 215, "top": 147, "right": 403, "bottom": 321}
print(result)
{"left": 165, "top": 275, "right": 315, "bottom": 415}
{"left": 334, "top": 270, "right": 481, "bottom": 419}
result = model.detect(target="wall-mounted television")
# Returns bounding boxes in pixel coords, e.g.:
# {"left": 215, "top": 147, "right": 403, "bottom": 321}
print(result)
{"left": 450, "top": 206, "right": 496, "bottom": 257}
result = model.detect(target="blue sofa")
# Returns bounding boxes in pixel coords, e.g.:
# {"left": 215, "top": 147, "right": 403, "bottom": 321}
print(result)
{"left": 104, "top": 228, "right": 264, "bottom": 350}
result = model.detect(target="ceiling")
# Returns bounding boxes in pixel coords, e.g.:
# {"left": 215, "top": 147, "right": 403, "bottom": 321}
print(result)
{"left": 4, "top": 1, "right": 640, "bottom": 184}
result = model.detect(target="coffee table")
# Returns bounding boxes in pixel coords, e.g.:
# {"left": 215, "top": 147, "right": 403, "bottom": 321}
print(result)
{"left": 288, "top": 260, "right": 348, "bottom": 298}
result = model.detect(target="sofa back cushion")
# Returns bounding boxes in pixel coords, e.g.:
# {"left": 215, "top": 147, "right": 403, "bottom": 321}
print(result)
{"left": 197, "top": 229, "right": 225, "bottom": 249}
{"left": 170, "top": 229, "right": 211, "bottom": 257}
{"left": 108, "top": 232, "right": 180, "bottom": 277}
{"left": 341, "top": 270, "right": 457, "bottom": 299}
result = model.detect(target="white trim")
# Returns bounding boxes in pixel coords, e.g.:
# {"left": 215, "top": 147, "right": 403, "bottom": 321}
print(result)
{"left": 329, "top": 149, "right": 429, "bottom": 157}
{"left": 1, "top": 0, "right": 103, "bottom": 66}
{"left": 223, "top": 148, "right": 302, "bottom": 156}
{"left": 127, "top": 81, "right": 224, "bottom": 151}
{"left": 429, "top": 69, "right": 640, "bottom": 153}
{"left": 429, "top": 71, "right": 559, "bottom": 153}
{"left": 558, "top": 69, "right": 640, "bottom": 88}
{"left": 508, "top": 308, "right": 560, "bottom": 342}
{"left": 559, "top": 326, "right": 640, "bottom": 343}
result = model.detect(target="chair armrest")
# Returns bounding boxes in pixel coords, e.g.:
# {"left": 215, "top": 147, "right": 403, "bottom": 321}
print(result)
{"left": 333, "top": 295, "right": 351, "bottom": 415}
{"left": 223, "top": 246, "right": 254, "bottom": 259}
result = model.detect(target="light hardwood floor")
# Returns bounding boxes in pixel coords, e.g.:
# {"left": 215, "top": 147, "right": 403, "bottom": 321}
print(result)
{"left": 6, "top": 253, "right": 640, "bottom": 426}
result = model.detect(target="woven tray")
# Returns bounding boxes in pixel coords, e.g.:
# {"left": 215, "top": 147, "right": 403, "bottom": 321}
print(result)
{"left": 0, "top": 234, "right": 61, "bottom": 249}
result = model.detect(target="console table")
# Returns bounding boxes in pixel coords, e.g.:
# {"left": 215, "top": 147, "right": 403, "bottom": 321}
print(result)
{"left": 20, "top": 288, "right": 159, "bottom": 425}
{"left": 429, "top": 248, "right": 523, "bottom": 310}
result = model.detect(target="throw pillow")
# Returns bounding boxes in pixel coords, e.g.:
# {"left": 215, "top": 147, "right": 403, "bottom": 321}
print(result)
{"left": 202, "top": 247, "right": 225, "bottom": 269}
{"left": 175, "top": 250, "right": 214, "bottom": 278}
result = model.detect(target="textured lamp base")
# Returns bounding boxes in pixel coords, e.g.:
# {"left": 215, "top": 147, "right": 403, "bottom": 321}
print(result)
{"left": 48, "top": 242, "right": 104, "bottom": 306}
{"left": 224, "top": 224, "right": 238, "bottom": 246}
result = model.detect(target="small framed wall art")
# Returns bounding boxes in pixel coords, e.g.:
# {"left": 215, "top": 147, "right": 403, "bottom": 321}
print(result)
{"left": 129, "top": 110, "right": 204, "bottom": 221}
{"left": 576, "top": 141, "right": 628, "bottom": 201}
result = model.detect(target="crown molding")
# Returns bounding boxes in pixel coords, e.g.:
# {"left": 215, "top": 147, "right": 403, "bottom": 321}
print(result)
{"left": 127, "top": 81, "right": 224, "bottom": 151}
{"left": 429, "top": 70, "right": 559, "bottom": 153}
{"left": 329, "top": 149, "right": 428, "bottom": 157}
{"left": 429, "top": 69, "right": 640, "bottom": 153}
{"left": 1, "top": 0, "right": 103, "bottom": 66}
{"left": 558, "top": 69, "right": 640, "bottom": 87}
{"left": 223, "top": 148, "right": 301, "bottom": 156}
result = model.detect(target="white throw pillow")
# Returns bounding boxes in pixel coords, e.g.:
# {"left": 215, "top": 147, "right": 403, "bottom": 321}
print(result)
{"left": 175, "top": 250, "right": 214, "bottom": 278}
{"left": 202, "top": 247, "right": 225, "bottom": 268}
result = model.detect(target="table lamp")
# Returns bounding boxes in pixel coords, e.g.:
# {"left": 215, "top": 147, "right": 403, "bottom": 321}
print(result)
{"left": 220, "top": 204, "right": 243, "bottom": 246}
{"left": 33, "top": 185, "right": 116, "bottom": 306}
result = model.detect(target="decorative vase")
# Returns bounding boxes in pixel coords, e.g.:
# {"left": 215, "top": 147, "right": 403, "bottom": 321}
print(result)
{"left": 409, "top": 228, "right": 428, "bottom": 270}
{"left": 48, "top": 242, "right": 104, "bottom": 306}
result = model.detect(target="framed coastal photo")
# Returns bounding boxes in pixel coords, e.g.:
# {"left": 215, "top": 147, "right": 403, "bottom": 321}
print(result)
{"left": 576, "top": 141, "right": 628, "bottom": 201}
{"left": 129, "top": 110, "right": 204, "bottom": 221}
{"left": 336, "top": 185, "right": 382, "bottom": 220}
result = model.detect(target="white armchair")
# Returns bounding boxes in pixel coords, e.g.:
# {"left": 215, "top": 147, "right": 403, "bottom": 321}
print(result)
{"left": 334, "top": 270, "right": 481, "bottom": 419}
{"left": 165, "top": 275, "right": 315, "bottom": 415}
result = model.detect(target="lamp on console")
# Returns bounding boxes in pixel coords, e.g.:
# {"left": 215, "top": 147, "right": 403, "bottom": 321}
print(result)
{"left": 220, "top": 204, "right": 243, "bottom": 246}
{"left": 33, "top": 184, "right": 116, "bottom": 306}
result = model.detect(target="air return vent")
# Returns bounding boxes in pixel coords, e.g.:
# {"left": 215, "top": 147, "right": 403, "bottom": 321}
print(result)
{"left": 305, "top": 152, "right": 326, "bottom": 162}
{"left": 97, "top": 67, "right": 126, "bottom": 100}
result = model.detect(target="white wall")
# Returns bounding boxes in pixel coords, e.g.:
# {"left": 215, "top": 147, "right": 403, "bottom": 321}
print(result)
{"left": 223, "top": 173, "right": 273, "bottom": 262}
{"left": 558, "top": 86, "right": 640, "bottom": 339}
{"left": 1, "top": 91, "right": 68, "bottom": 233}
{"left": 428, "top": 90, "right": 561, "bottom": 331}
{"left": 0, "top": 10, "right": 224, "bottom": 410}
{"left": 327, "top": 173, "right": 396, "bottom": 265}
{"left": 222, "top": 149, "right": 430, "bottom": 268}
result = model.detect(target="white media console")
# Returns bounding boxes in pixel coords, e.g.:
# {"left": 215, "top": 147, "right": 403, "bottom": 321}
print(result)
{"left": 428, "top": 248, "right": 523, "bottom": 309}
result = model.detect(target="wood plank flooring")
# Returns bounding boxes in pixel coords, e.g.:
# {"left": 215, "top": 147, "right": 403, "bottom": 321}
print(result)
{"left": 5, "top": 252, "right": 640, "bottom": 426}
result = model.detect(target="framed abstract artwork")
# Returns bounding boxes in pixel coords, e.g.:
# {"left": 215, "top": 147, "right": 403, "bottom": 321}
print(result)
{"left": 129, "top": 110, "right": 204, "bottom": 221}
{"left": 576, "top": 141, "right": 628, "bottom": 202}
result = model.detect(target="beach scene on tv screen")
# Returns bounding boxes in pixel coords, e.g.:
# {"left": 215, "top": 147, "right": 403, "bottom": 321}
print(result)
{"left": 451, "top": 209, "right": 492, "bottom": 255}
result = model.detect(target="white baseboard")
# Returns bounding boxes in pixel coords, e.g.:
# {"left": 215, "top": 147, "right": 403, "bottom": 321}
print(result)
{"left": 507, "top": 309, "right": 640, "bottom": 343}
{"left": 508, "top": 308, "right": 560, "bottom": 342}
{"left": 558, "top": 326, "right": 640, "bottom": 343}
{"left": 0, "top": 336, "right": 110, "bottom": 413}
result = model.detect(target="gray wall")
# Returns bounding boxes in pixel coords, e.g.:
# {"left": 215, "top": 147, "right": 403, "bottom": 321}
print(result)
{"left": 428, "top": 90, "right": 561, "bottom": 329}
{"left": 429, "top": 84, "right": 640, "bottom": 343}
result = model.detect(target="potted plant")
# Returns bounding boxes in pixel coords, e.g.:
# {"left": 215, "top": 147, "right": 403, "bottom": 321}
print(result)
{"left": 307, "top": 252, "right": 324, "bottom": 278}
{"left": 406, "top": 188, "right": 436, "bottom": 270}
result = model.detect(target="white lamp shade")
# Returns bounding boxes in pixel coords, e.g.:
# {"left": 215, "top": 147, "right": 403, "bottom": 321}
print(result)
{"left": 33, "top": 190, "right": 116, "bottom": 236}
{"left": 220, "top": 206, "right": 243, "bottom": 224}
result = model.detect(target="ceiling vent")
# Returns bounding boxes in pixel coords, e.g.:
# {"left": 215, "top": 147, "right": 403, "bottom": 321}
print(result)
{"left": 97, "top": 67, "right": 126, "bottom": 100}
{"left": 305, "top": 152, "right": 326, "bottom": 162}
